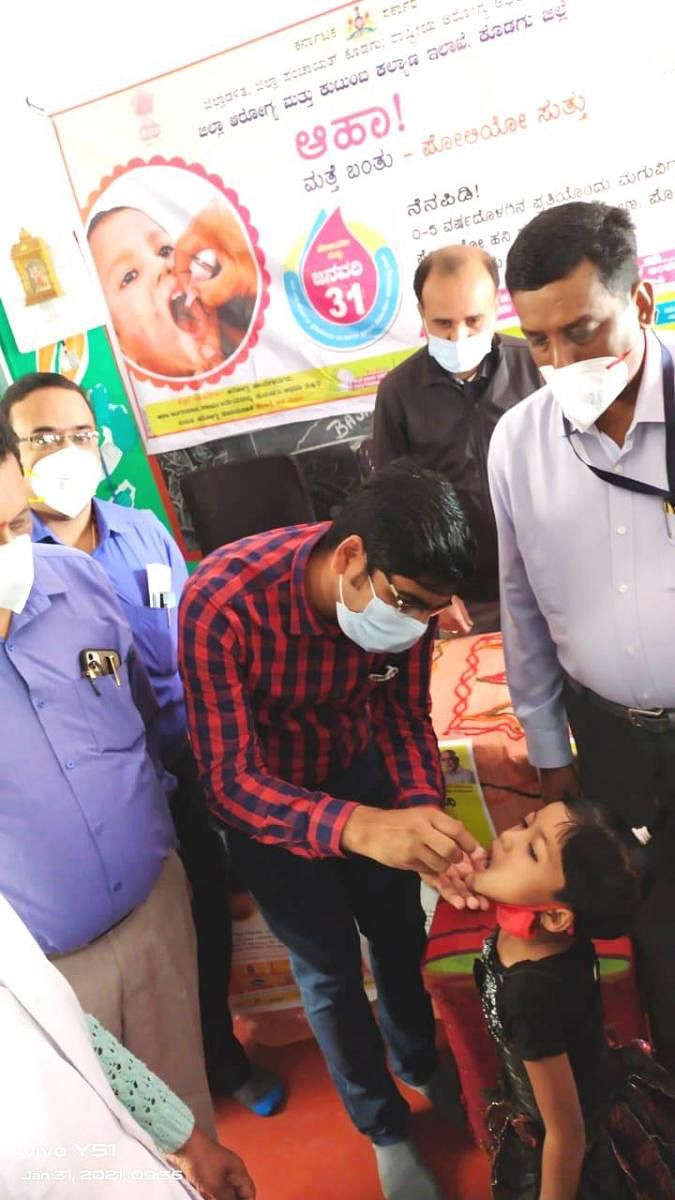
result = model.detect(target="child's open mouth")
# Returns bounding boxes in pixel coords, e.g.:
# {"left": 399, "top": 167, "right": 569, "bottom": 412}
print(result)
{"left": 169, "top": 290, "right": 210, "bottom": 338}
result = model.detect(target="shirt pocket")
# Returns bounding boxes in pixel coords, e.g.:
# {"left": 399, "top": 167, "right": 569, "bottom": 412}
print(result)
{"left": 74, "top": 659, "right": 146, "bottom": 753}
{"left": 117, "top": 599, "right": 179, "bottom": 681}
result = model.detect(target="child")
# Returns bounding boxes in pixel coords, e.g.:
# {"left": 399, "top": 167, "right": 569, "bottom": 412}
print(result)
{"left": 88, "top": 205, "right": 256, "bottom": 379}
{"left": 467, "top": 798, "right": 675, "bottom": 1199}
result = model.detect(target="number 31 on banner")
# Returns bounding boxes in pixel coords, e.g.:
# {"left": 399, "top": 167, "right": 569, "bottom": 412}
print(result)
{"left": 325, "top": 282, "right": 366, "bottom": 320}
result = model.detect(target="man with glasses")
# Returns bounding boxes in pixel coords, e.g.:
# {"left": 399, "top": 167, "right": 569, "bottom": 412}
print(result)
{"left": 0, "top": 410, "right": 214, "bottom": 1136}
{"left": 488, "top": 201, "right": 675, "bottom": 1070}
{"left": 180, "top": 461, "right": 483, "bottom": 1200}
{"left": 1, "top": 373, "right": 284, "bottom": 1118}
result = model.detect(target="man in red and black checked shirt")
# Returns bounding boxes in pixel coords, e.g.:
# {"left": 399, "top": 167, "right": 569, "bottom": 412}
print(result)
{"left": 180, "top": 461, "right": 481, "bottom": 1200}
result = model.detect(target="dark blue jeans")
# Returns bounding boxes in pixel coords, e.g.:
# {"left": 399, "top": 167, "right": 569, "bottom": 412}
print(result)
{"left": 227, "top": 745, "right": 438, "bottom": 1142}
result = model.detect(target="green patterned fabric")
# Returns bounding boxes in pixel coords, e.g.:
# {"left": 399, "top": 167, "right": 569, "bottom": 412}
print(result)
{"left": 87, "top": 1014, "right": 195, "bottom": 1153}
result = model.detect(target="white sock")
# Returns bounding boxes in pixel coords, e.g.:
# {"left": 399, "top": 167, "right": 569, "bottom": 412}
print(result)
{"left": 373, "top": 1139, "right": 445, "bottom": 1200}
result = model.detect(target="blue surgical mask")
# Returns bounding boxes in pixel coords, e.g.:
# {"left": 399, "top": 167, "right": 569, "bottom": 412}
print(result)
{"left": 336, "top": 575, "right": 427, "bottom": 654}
{"left": 426, "top": 327, "right": 493, "bottom": 376}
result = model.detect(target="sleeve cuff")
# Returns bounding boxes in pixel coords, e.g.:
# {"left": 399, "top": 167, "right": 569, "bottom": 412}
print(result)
{"left": 395, "top": 790, "right": 442, "bottom": 810}
{"left": 524, "top": 724, "right": 574, "bottom": 769}
{"left": 307, "top": 796, "right": 359, "bottom": 857}
{"left": 152, "top": 1105, "right": 195, "bottom": 1155}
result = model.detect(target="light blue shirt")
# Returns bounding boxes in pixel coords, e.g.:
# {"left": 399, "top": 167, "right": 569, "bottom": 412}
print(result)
{"left": 32, "top": 499, "right": 189, "bottom": 766}
{"left": 488, "top": 329, "right": 675, "bottom": 768}
{"left": 0, "top": 543, "right": 176, "bottom": 954}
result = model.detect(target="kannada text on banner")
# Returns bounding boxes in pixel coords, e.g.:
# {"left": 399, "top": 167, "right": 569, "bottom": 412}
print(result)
{"left": 52, "top": 0, "right": 675, "bottom": 452}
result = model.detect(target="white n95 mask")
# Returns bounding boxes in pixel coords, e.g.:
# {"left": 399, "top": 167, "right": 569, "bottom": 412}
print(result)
{"left": 336, "top": 575, "right": 427, "bottom": 654}
{"left": 541, "top": 355, "right": 630, "bottom": 432}
{"left": 0, "top": 535, "right": 35, "bottom": 614}
{"left": 29, "top": 445, "right": 103, "bottom": 519}
{"left": 426, "top": 327, "right": 493, "bottom": 376}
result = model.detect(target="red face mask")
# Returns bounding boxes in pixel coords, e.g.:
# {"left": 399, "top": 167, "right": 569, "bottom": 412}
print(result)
{"left": 495, "top": 902, "right": 575, "bottom": 939}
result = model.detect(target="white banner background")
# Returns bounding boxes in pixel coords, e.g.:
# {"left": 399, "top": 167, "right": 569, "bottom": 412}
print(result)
{"left": 53, "top": 0, "right": 675, "bottom": 453}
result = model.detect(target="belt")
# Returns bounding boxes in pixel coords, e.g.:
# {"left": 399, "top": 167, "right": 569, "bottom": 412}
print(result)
{"left": 566, "top": 676, "right": 675, "bottom": 734}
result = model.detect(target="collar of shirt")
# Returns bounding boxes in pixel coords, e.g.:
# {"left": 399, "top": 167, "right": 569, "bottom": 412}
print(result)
{"left": 31, "top": 496, "right": 130, "bottom": 549}
{"left": 288, "top": 522, "right": 342, "bottom": 638}
{"left": 10, "top": 544, "right": 70, "bottom": 637}
{"left": 420, "top": 335, "right": 502, "bottom": 393}
{"left": 628, "top": 328, "right": 666, "bottom": 427}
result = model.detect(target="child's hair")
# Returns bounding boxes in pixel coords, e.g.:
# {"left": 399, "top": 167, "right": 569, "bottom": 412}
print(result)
{"left": 87, "top": 206, "right": 154, "bottom": 240}
{"left": 554, "top": 794, "right": 644, "bottom": 939}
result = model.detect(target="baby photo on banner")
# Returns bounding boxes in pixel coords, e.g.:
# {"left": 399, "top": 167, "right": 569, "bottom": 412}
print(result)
{"left": 52, "top": 0, "right": 675, "bottom": 454}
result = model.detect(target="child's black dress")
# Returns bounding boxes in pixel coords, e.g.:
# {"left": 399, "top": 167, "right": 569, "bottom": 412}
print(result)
{"left": 475, "top": 931, "right": 675, "bottom": 1198}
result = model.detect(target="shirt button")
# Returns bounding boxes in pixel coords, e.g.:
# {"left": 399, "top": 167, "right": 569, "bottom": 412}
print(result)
{"left": 6, "top": 643, "right": 14, "bottom": 652}
{"left": 616, "top": 525, "right": 627, "bottom": 535}
{"left": 626, "top": 647, "right": 636, "bottom": 656}
{"left": 36, "top": 699, "right": 47, "bottom": 709}
{"left": 94, "top": 824, "right": 104, "bottom": 837}
{"left": 112, "top": 882, "right": 122, "bottom": 893}
{"left": 65, "top": 760, "right": 75, "bottom": 770}
{"left": 618, "top": 584, "right": 628, "bottom": 594}
{"left": 614, "top": 464, "right": 624, "bottom": 474}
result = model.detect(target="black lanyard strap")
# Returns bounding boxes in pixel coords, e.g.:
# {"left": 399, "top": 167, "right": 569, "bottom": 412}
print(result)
{"left": 562, "top": 339, "right": 675, "bottom": 503}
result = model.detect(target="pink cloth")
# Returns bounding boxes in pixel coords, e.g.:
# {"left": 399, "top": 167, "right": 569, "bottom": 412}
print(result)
{"left": 430, "top": 632, "right": 541, "bottom": 832}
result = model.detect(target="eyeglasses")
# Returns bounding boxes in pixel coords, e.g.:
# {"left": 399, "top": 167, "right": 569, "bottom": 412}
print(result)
{"left": 17, "top": 430, "right": 100, "bottom": 450}
{"left": 383, "top": 575, "right": 449, "bottom": 619}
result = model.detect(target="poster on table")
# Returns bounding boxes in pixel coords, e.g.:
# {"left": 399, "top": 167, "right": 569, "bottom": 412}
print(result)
{"left": 229, "top": 892, "right": 376, "bottom": 1020}
{"left": 52, "top": 0, "right": 675, "bottom": 454}
{"left": 438, "top": 737, "right": 495, "bottom": 847}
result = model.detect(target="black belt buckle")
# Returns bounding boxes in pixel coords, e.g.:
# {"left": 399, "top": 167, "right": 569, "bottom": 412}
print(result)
{"left": 627, "top": 706, "right": 667, "bottom": 730}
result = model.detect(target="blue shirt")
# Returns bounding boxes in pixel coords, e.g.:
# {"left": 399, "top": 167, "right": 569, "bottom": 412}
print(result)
{"left": 32, "top": 500, "right": 189, "bottom": 766}
{"left": 0, "top": 544, "right": 176, "bottom": 954}
{"left": 488, "top": 329, "right": 675, "bottom": 768}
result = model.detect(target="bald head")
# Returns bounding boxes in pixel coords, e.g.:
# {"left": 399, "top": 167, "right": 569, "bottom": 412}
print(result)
{"left": 414, "top": 245, "right": 499, "bottom": 305}
{"left": 414, "top": 246, "right": 500, "bottom": 362}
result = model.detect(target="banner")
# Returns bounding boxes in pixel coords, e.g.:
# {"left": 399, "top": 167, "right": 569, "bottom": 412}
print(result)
{"left": 53, "top": 0, "right": 675, "bottom": 453}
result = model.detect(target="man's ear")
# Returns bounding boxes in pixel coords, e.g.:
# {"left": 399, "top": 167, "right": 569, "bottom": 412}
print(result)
{"left": 540, "top": 907, "right": 575, "bottom": 935}
{"left": 330, "top": 534, "right": 367, "bottom": 580}
{"left": 633, "top": 280, "right": 654, "bottom": 327}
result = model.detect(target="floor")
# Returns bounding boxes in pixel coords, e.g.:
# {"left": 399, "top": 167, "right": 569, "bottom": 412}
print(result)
{"left": 215, "top": 1030, "right": 491, "bottom": 1200}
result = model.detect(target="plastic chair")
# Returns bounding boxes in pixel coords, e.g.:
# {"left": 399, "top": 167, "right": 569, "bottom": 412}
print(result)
{"left": 180, "top": 454, "right": 316, "bottom": 554}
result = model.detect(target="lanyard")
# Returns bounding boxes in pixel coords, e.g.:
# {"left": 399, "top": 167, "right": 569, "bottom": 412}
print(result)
{"left": 563, "top": 340, "right": 675, "bottom": 505}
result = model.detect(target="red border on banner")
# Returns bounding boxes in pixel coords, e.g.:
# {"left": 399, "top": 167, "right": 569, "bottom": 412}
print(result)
{"left": 82, "top": 155, "right": 271, "bottom": 391}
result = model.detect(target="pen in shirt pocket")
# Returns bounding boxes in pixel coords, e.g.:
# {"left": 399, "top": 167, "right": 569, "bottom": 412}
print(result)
{"left": 146, "top": 563, "right": 175, "bottom": 626}
{"left": 159, "top": 591, "right": 176, "bottom": 627}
